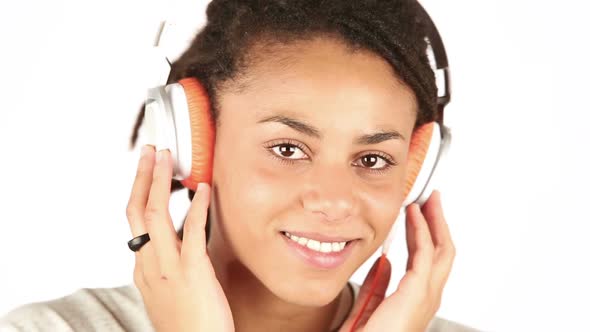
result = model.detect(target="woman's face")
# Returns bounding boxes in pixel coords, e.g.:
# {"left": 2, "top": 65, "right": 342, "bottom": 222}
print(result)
{"left": 208, "top": 36, "right": 417, "bottom": 306}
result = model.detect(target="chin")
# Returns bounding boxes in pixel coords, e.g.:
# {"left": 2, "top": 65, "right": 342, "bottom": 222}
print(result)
{"left": 260, "top": 269, "right": 350, "bottom": 307}
{"left": 233, "top": 254, "right": 350, "bottom": 308}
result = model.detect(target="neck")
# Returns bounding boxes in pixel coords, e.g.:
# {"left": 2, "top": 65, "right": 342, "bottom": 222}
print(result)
{"left": 206, "top": 223, "right": 353, "bottom": 332}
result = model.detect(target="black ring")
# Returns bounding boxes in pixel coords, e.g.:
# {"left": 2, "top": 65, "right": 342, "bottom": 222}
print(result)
{"left": 128, "top": 233, "right": 151, "bottom": 252}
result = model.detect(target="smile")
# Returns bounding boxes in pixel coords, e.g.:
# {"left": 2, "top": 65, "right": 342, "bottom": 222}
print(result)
{"left": 283, "top": 231, "right": 349, "bottom": 253}
{"left": 279, "top": 231, "right": 358, "bottom": 269}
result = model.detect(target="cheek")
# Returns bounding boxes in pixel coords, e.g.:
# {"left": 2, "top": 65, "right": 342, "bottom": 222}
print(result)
{"left": 238, "top": 154, "right": 301, "bottom": 224}
{"left": 360, "top": 170, "right": 407, "bottom": 245}
{"left": 211, "top": 137, "right": 292, "bottom": 241}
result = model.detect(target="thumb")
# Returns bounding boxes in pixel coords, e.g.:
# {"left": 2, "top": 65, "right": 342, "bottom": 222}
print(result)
{"left": 340, "top": 255, "right": 392, "bottom": 331}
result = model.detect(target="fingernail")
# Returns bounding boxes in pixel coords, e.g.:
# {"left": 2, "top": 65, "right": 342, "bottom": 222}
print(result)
{"left": 156, "top": 149, "right": 166, "bottom": 162}
{"left": 196, "top": 182, "right": 209, "bottom": 192}
{"left": 140, "top": 145, "right": 150, "bottom": 158}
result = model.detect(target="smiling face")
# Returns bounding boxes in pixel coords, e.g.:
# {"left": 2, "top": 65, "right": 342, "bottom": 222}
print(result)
{"left": 207, "top": 36, "right": 418, "bottom": 306}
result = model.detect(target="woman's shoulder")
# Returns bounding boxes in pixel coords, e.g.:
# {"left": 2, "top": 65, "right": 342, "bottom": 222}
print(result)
{"left": 348, "top": 282, "right": 480, "bottom": 332}
{"left": 0, "top": 284, "right": 153, "bottom": 332}
{"left": 1, "top": 282, "right": 479, "bottom": 332}
{"left": 425, "top": 316, "right": 481, "bottom": 332}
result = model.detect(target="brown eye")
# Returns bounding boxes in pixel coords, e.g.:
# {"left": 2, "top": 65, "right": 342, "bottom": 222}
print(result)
{"left": 270, "top": 144, "right": 307, "bottom": 159}
{"left": 361, "top": 155, "right": 380, "bottom": 168}
{"left": 278, "top": 145, "right": 296, "bottom": 157}
{"left": 353, "top": 153, "right": 397, "bottom": 173}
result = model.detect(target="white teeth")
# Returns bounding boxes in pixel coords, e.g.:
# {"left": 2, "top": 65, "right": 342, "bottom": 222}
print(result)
{"left": 331, "top": 242, "right": 340, "bottom": 252}
{"left": 307, "top": 239, "right": 321, "bottom": 251}
{"left": 320, "top": 242, "right": 332, "bottom": 253}
{"left": 283, "top": 232, "right": 348, "bottom": 253}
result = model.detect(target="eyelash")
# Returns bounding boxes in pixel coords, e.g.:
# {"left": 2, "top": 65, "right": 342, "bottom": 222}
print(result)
{"left": 264, "top": 139, "right": 398, "bottom": 174}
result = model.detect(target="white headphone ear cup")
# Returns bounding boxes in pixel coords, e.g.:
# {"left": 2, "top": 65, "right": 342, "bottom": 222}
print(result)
{"left": 144, "top": 86, "right": 177, "bottom": 153}
{"left": 166, "top": 84, "right": 193, "bottom": 181}
{"left": 414, "top": 123, "right": 452, "bottom": 206}
{"left": 403, "top": 122, "right": 442, "bottom": 207}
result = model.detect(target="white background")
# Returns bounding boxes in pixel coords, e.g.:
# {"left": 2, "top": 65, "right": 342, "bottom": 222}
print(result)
{"left": 0, "top": 0, "right": 588, "bottom": 331}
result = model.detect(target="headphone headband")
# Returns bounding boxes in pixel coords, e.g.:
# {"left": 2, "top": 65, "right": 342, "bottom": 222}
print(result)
{"left": 414, "top": 1, "right": 451, "bottom": 124}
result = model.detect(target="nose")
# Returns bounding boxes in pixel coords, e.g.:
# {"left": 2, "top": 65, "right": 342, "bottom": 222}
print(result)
{"left": 300, "top": 162, "right": 359, "bottom": 222}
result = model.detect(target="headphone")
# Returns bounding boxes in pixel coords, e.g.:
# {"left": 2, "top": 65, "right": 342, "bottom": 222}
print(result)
{"left": 141, "top": 0, "right": 450, "bottom": 261}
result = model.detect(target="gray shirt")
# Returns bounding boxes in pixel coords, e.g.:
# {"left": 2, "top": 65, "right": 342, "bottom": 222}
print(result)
{"left": 0, "top": 283, "right": 479, "bottom": 331}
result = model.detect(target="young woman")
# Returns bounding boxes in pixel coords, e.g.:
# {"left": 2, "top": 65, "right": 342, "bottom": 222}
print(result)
{"left": 1, "top": 0, "right": 477, "bottom": 331}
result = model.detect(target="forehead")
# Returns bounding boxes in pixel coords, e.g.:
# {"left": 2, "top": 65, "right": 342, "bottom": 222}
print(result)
{"left": 217, "top": 36, "right": 417, "bottom": 133}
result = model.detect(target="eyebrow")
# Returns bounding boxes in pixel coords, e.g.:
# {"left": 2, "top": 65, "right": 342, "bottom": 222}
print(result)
{"left": 256, "top": 114, "right": 406, "bottom": 144}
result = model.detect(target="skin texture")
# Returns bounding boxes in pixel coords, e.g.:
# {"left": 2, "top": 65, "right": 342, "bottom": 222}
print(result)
{"left": 126, "top": 36, "right": 455, "bottom": 332}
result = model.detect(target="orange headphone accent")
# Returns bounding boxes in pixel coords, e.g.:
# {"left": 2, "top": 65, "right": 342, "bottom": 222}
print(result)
{"left": 177, "top": 77, "right": 215, "bottom": 191}
{"left": 404, "top": 122, "right": 435, "bottom": 198}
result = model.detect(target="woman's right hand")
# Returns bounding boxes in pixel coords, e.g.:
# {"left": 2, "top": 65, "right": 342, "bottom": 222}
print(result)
{"left": 126, "top": 145, "right": 234, "bottom": 332}
{"left": 339, "top": 192, "right": 455, "bottom": 332}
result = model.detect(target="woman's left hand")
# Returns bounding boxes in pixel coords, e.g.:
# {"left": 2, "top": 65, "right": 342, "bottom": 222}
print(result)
{"left": 338, "top": 191, "right": 456, "bottom": 332}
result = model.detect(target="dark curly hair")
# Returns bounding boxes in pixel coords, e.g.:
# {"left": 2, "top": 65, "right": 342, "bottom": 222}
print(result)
{"left": 129, "top": 0, "right": 438, "bottom": 240}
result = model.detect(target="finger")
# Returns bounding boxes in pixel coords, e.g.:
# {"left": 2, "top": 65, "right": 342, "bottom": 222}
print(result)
{"left": 339, "top": 256, "right": 391, "bottom": 331}
{"left": 405, "top": 203, "right": 434, "bottom": 278}
{"left": 125, "top": 145, "right": 157, "bottom": 284}
{"left": 421, "top": 191, "right": 453, "bottom": 248}
{"left": 180, "top": 182, "right": 212, "bottom": 270}
{"left": 144, "top": 149, "right": 181, "bottom": 276}
{"left": 126, "top": 145, "right": 155, "bottom": 238}
{"left": 422, "top": 191, "right": 456, "bottom": 289}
